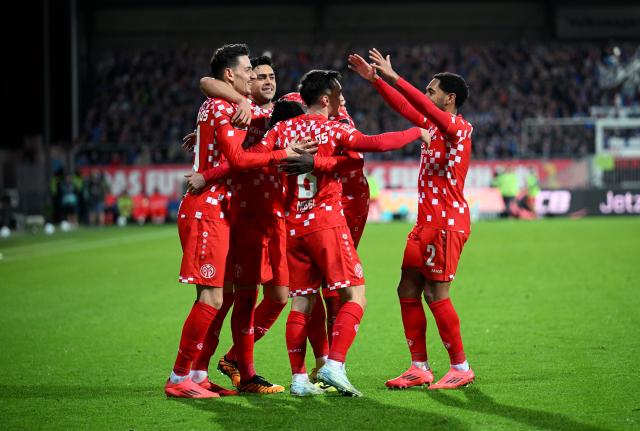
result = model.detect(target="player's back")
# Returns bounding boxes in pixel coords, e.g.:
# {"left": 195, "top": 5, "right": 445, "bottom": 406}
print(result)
{"left": 179, "top": 97, "right": 236, "bottom": 222}
{"left": 279, "top": 114, "right": 350, "bottom": 237}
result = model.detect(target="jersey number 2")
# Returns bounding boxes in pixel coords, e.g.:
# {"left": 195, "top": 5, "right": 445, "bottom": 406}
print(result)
{"left": 425, "top": 244, "right": 436, "bottom": 267}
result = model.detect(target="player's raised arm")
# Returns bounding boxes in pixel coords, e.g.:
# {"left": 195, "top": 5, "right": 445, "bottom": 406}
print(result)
{"left": 341, "top": 126, "right": 430, "bottom": 152}
{"left": 369, "top": 48, "right": 455, "bottom": 136}
{"left": 200, "top": 77, "right": 251, "bottom": 127}
{"left": 348, "top": 54, "right": 427, "bottom": 127}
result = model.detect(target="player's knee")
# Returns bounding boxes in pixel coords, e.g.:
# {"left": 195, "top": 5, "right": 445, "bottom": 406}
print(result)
{"left": 265, "top": 285, "right": 289, "bottom": 304}
{"left": 198, "top": 288, "right": 223, "bottom": 309}
{"left": 397, "top": 282, "right": 421, "bottom": 299}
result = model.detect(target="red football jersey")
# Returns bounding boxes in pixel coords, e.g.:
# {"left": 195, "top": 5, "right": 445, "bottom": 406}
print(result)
{"left": 418, "top": 114, "right": 473, "bottom": 233}
{"left": 263, "top": 113, "right": 359, "bottom": 238}
{"left": 179, "top": 98, "right": 239, "bottom": 221}
{"left": 231, "top": 102, "right": 283, "bottom": 216}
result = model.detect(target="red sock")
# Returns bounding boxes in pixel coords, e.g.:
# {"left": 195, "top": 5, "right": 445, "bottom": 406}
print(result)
{"left": 227, "top": 296, "right": 286, "bottom": 361}
{"left": 172, "top": 301, "right": 218, "bottom": 376}
{"left": 192, "top": 291, "right": 234, "bottom": 371}
{"left": 428, "top": 298, "right": 466, "bottom": 365}
{"left": 286, "top": 311, "right": 309, "bottom": 374}
{"left": 328, "top": 301, "right": 364, "bottom": 363}
{"left": 400, "top": 298, "right": 428, "bottom": 362}
{"left": 324, "top": 296, "right": 342, "bottom": 346}
{"left": 230, "top": 289, "right": 258, "bottom": 382}
{"left": 308, "top": 298, "right": 329, "bottom": 359}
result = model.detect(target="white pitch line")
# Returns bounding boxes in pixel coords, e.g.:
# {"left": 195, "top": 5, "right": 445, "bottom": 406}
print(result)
{"left": 0, "top": 229, "right": 176, "bottom": 263}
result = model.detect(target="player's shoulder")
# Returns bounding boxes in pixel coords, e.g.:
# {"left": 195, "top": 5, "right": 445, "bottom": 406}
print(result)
{"left": 249, "top": 100, "right": 273, "bottom": 119}
{"left": 328, "top": 119, "right": 358, "bottom": 137}
{"left": 452, "top": 113, "right": 473, "bottom": 131}
{"left": 209, "top": 97, "right": 237, "bottom": 115}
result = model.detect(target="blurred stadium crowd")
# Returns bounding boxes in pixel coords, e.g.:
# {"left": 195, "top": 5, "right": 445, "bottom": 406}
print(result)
{"left": 75, "top": 41, "right": 640, "bottom": 166}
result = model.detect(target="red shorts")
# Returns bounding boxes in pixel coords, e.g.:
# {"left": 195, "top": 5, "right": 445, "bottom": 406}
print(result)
{"left": 344, "top": 204, "right": 369, "bottom": 249}
{"left": 230, "top": 213, "right": 288, "bottom": 286}
{"left": 288, "top": 225, "right": 365, "bottom": 297}
{"left": 178, "top": 217, "right": 230, "bottom": 287}
{"left": 401, "top": 225, "right": 468, "bottom": 282}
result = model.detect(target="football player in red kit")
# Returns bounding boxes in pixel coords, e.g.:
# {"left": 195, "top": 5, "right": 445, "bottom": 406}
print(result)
{"left": 348, "top": 50, "right": 475, "bottom": 390}
{"left": 275, "top": 70, "right": 430, "bottom": 396}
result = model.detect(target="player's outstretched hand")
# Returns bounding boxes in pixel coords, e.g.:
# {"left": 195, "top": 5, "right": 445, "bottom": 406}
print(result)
{"left": 285, "top": 136, "right": 318, "bottom": 157}
{"left": 279, "top": 152, "right": 314, "bottom": 176}
{"left": 184, "top": 172, "right": 206, "bottom": 194}
{"left": 369, "top": 48, "right": 400, "bottom": 83}
{"left": 182, "top": 131, "right": 196, "bottom": 152}
{"left": 348, "top": 54, "right": 377, "bottom": 82}
{"left": 419, "top": 128, "right": 432, "bottom": 148}
{"left": 232, "top": 99, "right": 252, "bottom": 128}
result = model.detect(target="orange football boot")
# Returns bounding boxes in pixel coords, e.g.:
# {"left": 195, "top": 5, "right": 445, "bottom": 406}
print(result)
{"left": 238, "top": 375, "right": 285, "bottom": 394}
{"left": 385, "top": 365, "right": 434, "bottom": 389}
{"left": 429, "top": 367, "right": 475, "bottom": 390}
{"left": 196, "top": 379, "right": 239, "bottom": 396}
{"left": 217, "top": 356, "right": 241, "bottom": 387}
{"left": 164, "top": 378, "right": 220, "bottom": 398}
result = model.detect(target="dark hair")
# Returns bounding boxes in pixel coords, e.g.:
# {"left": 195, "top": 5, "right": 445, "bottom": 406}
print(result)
{"left": 251, "top": 55, "right": 273, "bottom": 69}
{"left": 433, "top": 72, "right": 469, "bottom": 108}
{"left": 298, "top": 70, "right": 342, "bottom": 107}
{"left": 209, "top": 44, "right": 250, "bottom": 80}
{"left": 269, "top": 100, "right": 305, "bottom": 128}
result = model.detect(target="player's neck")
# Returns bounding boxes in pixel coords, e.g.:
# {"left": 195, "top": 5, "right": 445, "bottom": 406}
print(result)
{"left": 250, "top": 96, "right": 273, "bottom": 110}
{"left": 307, "top": 105, "right": 329, "bottom": 118}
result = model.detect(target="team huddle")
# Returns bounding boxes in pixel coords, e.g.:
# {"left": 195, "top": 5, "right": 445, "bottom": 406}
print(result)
{"left": 165, "top": 43, "right": 475, "bottom": 398}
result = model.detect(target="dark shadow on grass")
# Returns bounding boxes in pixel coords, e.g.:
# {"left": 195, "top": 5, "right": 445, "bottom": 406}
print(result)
{"left": 428, "top": 385, "right": 609, "bottom": 431}
{"left": 0, "top": 384, "right": 159, "bottom": 400}
{"left": 176, "top": 391, "right": 469, "bottom": 431}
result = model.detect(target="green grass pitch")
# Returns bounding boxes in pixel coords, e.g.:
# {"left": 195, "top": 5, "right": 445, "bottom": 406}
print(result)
{"left": 1, "top": 217, "right": 639, "bottom": 430}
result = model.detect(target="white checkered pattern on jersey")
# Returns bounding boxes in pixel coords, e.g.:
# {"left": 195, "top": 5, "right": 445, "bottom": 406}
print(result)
{"left": 416, "top": 115, "right": 473, "bottom": 233}
{"left": 280, "top": 115, "right": 355, "bottom": 238}
{"left": 289, "top": 287, "right": 319, "bottom": 297}
{"left": 326, "top": 280, "right": 352, "bottom": 290}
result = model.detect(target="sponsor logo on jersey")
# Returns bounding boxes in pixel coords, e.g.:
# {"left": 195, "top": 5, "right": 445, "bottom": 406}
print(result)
{"left": 297, "top": 199, "right": 315, "bottom": 212}
{"left": 430, "top": 268, "right": 443, "bottom": 273}
{"left": 354, "top": 263, "right": 363, "bottom": 278}
{"left": 200, "top": 263, "right": 216, "bottom": 279}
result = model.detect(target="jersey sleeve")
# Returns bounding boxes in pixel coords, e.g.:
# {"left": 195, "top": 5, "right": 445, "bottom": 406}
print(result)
{"left": 313, "top": 151, "right": 364, "bottom": 173}
{"left": 395, "top": 77, "right": 464, "bottom": 137}
{"left": 340, "top": 124, "right": 422, "bottom": 152}
{"left": 201, "top": 162, "right": 231, "bottom": 184}
{"left": 217, "top": 123, "right": 287, "bottom": 169}
{"left": 372, "top": 77, "right": 428, "bottom": 128}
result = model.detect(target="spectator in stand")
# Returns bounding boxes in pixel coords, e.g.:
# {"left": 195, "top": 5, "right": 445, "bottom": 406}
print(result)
{"left": 149, "top": 189, "right": 169, "bottom": 224}
{"left": 117, "top": 191, "right": 133, "bottom": 226}
{"left": 132, "top": 192, "right": 150, "bottom": 225}
{"left": 87, "top": 171, "right": 110, "bottom": 226}
{"left": 50, "top": 168, "right": 65, "bottom": 223}
{"left": 60, "top": 175, "right": 79, "bottom": 226}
